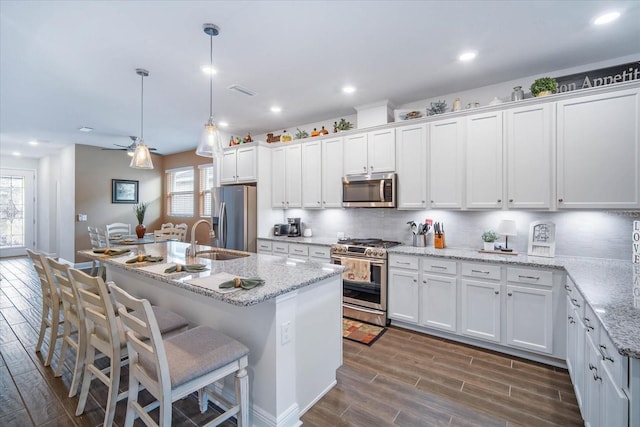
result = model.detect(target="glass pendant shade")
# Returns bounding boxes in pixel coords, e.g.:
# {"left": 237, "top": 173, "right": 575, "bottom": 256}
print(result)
{"left": 130, "top": 141, "right": 154, "bottom": 169}
{"left": 196, "top": 119, "right": 222, "bottom": 158}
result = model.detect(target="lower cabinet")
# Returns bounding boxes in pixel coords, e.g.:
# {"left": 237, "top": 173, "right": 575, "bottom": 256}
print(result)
{"left": 256, "top": 239, "right": 331, "bottom": 263}
{"left": 460, "top": 279, "right": 502, "bottom": 343}
{"left": 505, "top": 284, "right": 553, "bottom": 354}
{"left": 420, "top": 274, "right": 456, "bottom": 332}
{"left": 388, "top": 268, "right": 419, "bottom": 323}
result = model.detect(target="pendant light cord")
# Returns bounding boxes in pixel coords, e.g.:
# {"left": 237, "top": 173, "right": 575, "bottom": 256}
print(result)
{"left": 140, "top": 72, "right": 145, "bottom": 140}
{"left": 209, "top": 33, "right": 213, "bottom": 120}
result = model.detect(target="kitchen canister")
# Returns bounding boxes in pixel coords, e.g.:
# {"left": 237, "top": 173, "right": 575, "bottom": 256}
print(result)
{"left": 511, "top": 86, "right": 525, "bottom": 101}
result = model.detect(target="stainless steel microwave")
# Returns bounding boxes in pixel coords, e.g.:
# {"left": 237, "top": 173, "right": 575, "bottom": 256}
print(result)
{"left": 342, "top": 173, "right": 396, "bottom": 208}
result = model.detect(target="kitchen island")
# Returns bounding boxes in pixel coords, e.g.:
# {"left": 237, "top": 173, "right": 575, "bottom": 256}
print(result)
{"left": 79, "top": 242, "right": 343, "bottom": 427}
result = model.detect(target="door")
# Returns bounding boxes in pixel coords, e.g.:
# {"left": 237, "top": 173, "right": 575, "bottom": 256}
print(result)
{"left": 506, "top": 284, "right": 553, "bottom": 354}
{"left": 460, "top": 279, "right": 501, "bottom": 342}
{"left": 388, "top": 268, "right": 419, "bottom": 323}
{"left": 302, "top": 141, "right": 322, "bottom": 208}
{"left": 271, "top": 147, "right": 286, "bottom": 208}
{"left": 322, "top": 137, "right": 343, "bottom": 207}
{"left": 0, "top": 169, "right": 35, "bottom": 257}
{"left": 396, "top": 124, "right": 427, "bottom": 209}
{"left": 343, "top": 133, "right": 368, "bottom": 175}
{"left": 420, "top": 274, "right": 456, "bottom": 332}
{"left": 220, "top": 150, "right": 237, "bottom": 184}
{"left": 368, "top": 128, "right": 396, "bottom": 173}
{"left": 466, "top": 112, "right": 503, "bottom": 208}
{"left": 221, "top": 186, "right": 246, "bottom": 251}
{"left": 429, "top": 118, "right": 464, "bottom": 208}
{"left": 285, "top": 145, "right": 302, "bottom": 208}
{"left": 235, "top": 146, "right": 257, "bottom": 182}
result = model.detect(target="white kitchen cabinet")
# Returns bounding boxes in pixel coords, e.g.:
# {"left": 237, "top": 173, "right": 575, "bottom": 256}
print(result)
{"left": 257, "top": 239, "right": 272, "bottom": 254}
{"left": 567, "top": 280, "right": 586, "bottom": 410}
{"left": 308, "top": 246, "right": 331, "bottom": 263}
{"left": 429, "top": 118, "right": 464, "bottom": 208}
{"left": 271, "top": 144, "right": 302, "bottom": 208}
{"left": 343, "top": 129, "right": 395, "bottom": 175}
{"left": 556, "top": 88, "right": 640, "bottom": 209}
{"left": 505, "top": 284, "right": 553, "bottom": 354}
{"left": 321, "top": 137, "right": 344, "bottom": 207}
{"left": 396, "top": 123, "right": 428, "bottom": 209}
{"left": 420, "top": 273, "right": 456, "bottom": 332}
{"left": 221, "top": 146, "right": 257, "bottom": 184}
{"left": 465, "top": 111, "right": 503, "bottom": 209}
{"left": 505, "top": 104, "right": 554, "bottom": 209}
{"left": 460, "top": 279, "right": 501, "bottom": 343}
{"left": 388, "top": 268, "right": 419, "bottom": 324}
{"left": 301, "top": 141, "right": 322, "bottom": 208}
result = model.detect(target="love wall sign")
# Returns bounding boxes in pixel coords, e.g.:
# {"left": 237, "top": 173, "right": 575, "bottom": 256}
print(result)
{"left": 634, "top": 221, "right": 639, "bottom": 308}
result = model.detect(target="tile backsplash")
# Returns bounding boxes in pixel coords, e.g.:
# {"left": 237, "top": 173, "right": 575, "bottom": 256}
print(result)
{"left": 287, "top": 208, "right": 640, "bottom": 261}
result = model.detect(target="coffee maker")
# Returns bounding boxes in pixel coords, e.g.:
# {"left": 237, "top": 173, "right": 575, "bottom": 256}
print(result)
{"left": 287, "top": 217, "right": 301, "bottom": 237}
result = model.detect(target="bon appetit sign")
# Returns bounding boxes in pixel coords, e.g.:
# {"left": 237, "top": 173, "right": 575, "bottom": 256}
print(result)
{"left": 554, "top": 61, "right": 640, "bottom": 93}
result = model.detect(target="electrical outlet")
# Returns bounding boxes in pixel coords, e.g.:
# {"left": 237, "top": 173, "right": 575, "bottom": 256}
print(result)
{"left": 281, "top": 321, "right": 292, "bottom": 345}
{"left": 77, "top": 214, "right": 87, "bottom": 222}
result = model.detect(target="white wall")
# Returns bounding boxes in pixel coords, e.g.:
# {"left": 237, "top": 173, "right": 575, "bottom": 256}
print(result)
{"left": 57, "top": 146, "right": 75, "bottom": 261}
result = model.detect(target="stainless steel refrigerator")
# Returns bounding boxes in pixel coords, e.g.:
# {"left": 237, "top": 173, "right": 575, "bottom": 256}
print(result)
{"left": 212, "top": 185, "right": 257, "bottom": 252}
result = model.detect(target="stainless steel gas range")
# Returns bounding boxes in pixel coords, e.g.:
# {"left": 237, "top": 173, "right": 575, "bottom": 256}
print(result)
{"left": 330, "top": 238, "right": 401, "bottom": 326}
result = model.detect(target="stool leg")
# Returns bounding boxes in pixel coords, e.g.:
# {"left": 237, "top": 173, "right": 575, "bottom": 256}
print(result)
{"left": 103, "top": 357, "right": 121, "bottom": 427}
{"left": 124, "top": 367, "right": 139, "bottom": 427}
{"left": 69, "top": 327, "right": 86, "bottom": 397}
{"left": 76, "top": 344, "right": 96, "bottom": 416}
{"left": 36, "top": 302, "right": 49, "bottom": 354}
{"left": 236, "top": 368, "right": 249, "bottom": 427}
{"left": 44, "top": 308, "right": 60, "bottom": 367}
{"left": 54, "top": 319, "right": 71, "bottom": 377}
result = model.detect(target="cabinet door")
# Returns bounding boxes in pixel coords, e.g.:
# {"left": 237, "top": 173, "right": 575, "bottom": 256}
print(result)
{"left": 285, "top": 145, "right": 302, "bottom": 208}
{"left": 343, "top": 133, "right": 368, "bottom": 175}
{"left": 396, "top": 124, "right": 427, "bottom": 209}
{"left": 584, "top": 333, "right": 602, "bottom": 427}
{"left": 322, "top": 137, "right": 344, "bottom": 207}
{"left": 566, "top": 296, "right": 577, "bottom": 377}
{"left": 557, "top": 88, "right": 640, "bottom": 209}
{"left": 429, "top": 118, "right": 464, "bottom": 208}
{"left": 506, "top": 285, "right": 553, "bottom": 354}
{"left": 235, "top": 146, "right": 257, "bottom": 182}
{"left": 302, "top": 141, "right": 322, "bottom": 208}
{"left": 460, "top": 279, "right": 501, "bottom": 342}
{"left": 368, "top": 128, "right": 396, "bottom": 173}
{"left": 574, "top": 309, "right": 586, "bottom": 410}
{"left": 271, "top": 147, "right": 286, "bottom": 208}
{"left": 600, "top": 367, "right": 629, "bottom": 427}
{"left": 220, "top": 150, "right": 237, "bottom": 184}
{"left": 420, "top": 274, "right": 456, "bottom": 332}
{"left": 466, "top": 112, "right": 503, "bottom": 208}
{"left": 506, "top": 104, "right": 553, "bottom": 208}
{"left": 388, "top": 269, "right": 419, "bottom": 324}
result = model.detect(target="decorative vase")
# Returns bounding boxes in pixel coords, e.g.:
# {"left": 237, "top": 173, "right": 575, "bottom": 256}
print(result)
{"left": 483, "top": 241, "right": 495, "bottom": 251}
{"left": 135, "top": 224, "right": 146, "bottom": 238}
{"left": 511, "top": 86, "right": 524, "bottom": 101}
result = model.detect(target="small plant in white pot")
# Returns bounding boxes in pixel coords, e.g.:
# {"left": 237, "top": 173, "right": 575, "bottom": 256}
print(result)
{"left": 481, "top": 230, "right": 498, "bottom": 251}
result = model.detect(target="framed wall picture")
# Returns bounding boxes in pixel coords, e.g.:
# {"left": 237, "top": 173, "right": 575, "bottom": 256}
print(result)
{"left": 112, "top": 179, "right": 139, "bottom": 204}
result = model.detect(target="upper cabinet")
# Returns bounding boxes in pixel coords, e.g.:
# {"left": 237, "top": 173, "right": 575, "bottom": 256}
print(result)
{"left": 220, "top": 145, "right": 257, "bottom": 184}
{"left": 343, "top": 129, "right": 395, "bottom": 175}
{"left": 396, "top": 123, "right": 427, "bottom": 209}
{"left": 271, "top": 144, "right": 302, "bottom": 209}
{"left": 429, "top": 118, "right": 464, "bottom": 208}
{"left": 556, "top": 88, "right": 640, "bottom": 209}
{"left": 321, "top": 137, "right": 344, "bottom": 207}
{"left": 301, "top": 140, "right": 322, "bottom": 208}
{"left": 466, "top": 112, "right": 503, "bottom": 209}
{"left": 505, "top": 104, "right": 554, "bottom": 209}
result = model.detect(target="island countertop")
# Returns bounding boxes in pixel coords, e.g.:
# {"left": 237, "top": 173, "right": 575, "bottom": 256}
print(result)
{"left": 78, "top": 241, "right": 342, "bottom": 307}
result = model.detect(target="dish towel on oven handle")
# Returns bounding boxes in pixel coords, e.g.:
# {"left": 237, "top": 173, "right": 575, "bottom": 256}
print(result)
{"left": 341, "top": 258, "right": 371, "bottom": 283}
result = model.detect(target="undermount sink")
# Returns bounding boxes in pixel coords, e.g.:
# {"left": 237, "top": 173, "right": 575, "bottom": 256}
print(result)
{"left": 195, "top": 249, "right": 251, "bottom": 261}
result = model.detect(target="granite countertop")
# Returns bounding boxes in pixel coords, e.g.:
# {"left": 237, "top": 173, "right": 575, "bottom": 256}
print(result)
{"left": 388, "top": 245, "right": 640, "bottom": 359}
{"left": 78, "top": 241, "right": 342, "bottom": 307}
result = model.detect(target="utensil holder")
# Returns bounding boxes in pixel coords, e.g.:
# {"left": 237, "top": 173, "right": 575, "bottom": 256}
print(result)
{"left": 434, "top": 233, "right": 445, "bottom": 249}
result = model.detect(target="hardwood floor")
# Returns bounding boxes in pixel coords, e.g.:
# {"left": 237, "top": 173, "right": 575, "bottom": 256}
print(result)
{"left": 0, "top": 256, "right": 584, "bottom": 426}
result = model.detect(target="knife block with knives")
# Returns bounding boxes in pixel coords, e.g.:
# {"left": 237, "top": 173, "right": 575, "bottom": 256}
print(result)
{"left": 434, "top": 221, "right": 445, "bottom": 249}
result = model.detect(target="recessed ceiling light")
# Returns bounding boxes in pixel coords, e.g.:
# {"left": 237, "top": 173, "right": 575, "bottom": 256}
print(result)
{"left": 270, "top": 106, "right": 282, "bottom": 113}
{"left": 593, "top": 11, "right": 621, "bottom": 25}
{"left": 12, "top": 151, "right": 21, "bottom": 156}
{"left": 28, "top": 140, "right": 39, "bottom": 146}
{"left": 218, "top": 121, "right": 229, "bottom": 128}
{"left": 342, "top": 85, "right": 356, "bottom": 94}
{"left": 201, "top": 66, "right": 217, "bottom": 75}
{"left": 78, "top": 126, "right": 93, "bottom": 132}
{"left": 458, "top": 51, "right": 477, "bottom": 62}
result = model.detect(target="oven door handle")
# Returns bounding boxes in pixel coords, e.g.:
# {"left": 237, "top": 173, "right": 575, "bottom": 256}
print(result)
{"left": 343, "top": 302, "right": 384, "bottom": 315}
{"left": 331, "top": 256, "right": 386, "bottom": 265}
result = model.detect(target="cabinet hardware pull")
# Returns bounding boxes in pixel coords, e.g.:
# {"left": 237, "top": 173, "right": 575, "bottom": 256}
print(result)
{"left": 570, "top": 298, "right": 581, "bottom": 307}
{"left": 423, "top": 280, "right": 427, "bottom": 284}
{"left": 518, "top": 275, "right": 540, "bottom": 280}
{"left": 509, "top": 199, "right": 514, "bottom": 202}
{"left": 397, "top": 261, "right": 411, "bottom": 265}
{"left": 471, "top": 269, "right": 490, "bottom": 274}
{"left": 588, "top": 363, "right": 596, "bottom": 371}
{"left": 432, "top": 265, "right": 447, "bottom": 269}
{"left": 593, "top": 372, "right": 602, "bottom": 382}
{"left": 430, "top": 200, "right": 434, "bottom": 203}
{"left": 564, "top": 284, "right": 572, "bottom": 292}
{"left": 363, "top": 166, "right": 367, "bottom": 171}
{"left": 508, "top": 292, "right": 513, "bottom": 296}
{"left": 497, "top": 199, "right": 501, "bottom": 203}
{"left": 314, "top": 252, "right": 323, "bottom": 255}
{"left": 494, "top": 291, "right": 499, "bottom": 295}
{"left": 413, "top": 279, "right": 417, "bottom": 283}
{"left": 599, "top": 345, "right": 614, "bottom": 362}
{"left": 584, "top": 318, "right": 594, "bottom": 331}
{"left": 568, "top": 316, "right": 575, "bottom": 324}
{"left": 558, "top": 198, "right": 564, "bottom": 202}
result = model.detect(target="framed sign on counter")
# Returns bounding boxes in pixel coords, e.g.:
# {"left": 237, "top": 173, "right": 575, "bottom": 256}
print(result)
{"left": 112, "top": 179, "right": 139, "bottom": 204}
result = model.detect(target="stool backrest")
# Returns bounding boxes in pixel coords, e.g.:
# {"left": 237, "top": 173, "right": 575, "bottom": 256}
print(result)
{"left": 47, "top": 258, "right": 80, "bottom": 325}
{"left": 106, "top": 223, "right": 131, "bottom": 238}
{"left": 160, "top": 223, "right": 174, "bottom": 229}
{"left": 26, "top": 249, "right": 59, "bottom": 307}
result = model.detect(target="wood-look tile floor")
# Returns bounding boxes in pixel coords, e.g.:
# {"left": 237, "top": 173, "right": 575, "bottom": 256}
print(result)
{"left": 1, "top": 256, "right": 585, "bottom": 426}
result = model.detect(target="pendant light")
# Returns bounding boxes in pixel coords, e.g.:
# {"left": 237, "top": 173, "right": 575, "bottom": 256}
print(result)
{"left": 130, "top": 68, "right": 154, "bottom": 169}
{"left": 196, "top": 23, "right": 223, "bottom": 158}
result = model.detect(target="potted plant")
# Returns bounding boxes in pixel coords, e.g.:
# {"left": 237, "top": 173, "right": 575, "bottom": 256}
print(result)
{"left": 335, "top": 118, "right": 353, "bottom": 132}
{"left": 481, "top": 230, "right": 498, "bottom": 251}
{"left": 133, "top": 201, "right": 148, "bottom": 238}
{"left": 530, "top": 77, "right": 557, "bottom": 97}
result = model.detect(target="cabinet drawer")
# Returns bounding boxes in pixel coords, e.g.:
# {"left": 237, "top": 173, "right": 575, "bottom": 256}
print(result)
{"left": 598, "top": 328, "right": 625, "bottom": 388}
{"left": 272, "top": 242, "right": 289, "bottom": 254}
{"left": 422, "top": 258, "right": 457, "bottom": 275}
{"left": 461, "top": 263, "right": 501, "bottom": 281}
{"left": 289, "top": 244, "right": 309, "bottom": 257}
{"left": 257, "top": 240, "right": 272, "bottom": 252}
{"left": 389, "top": 255, "right": 419, "bottom": 270}
{"left": 308, "top": 246, "right": 331, "bottom": 259}
{"left": 507, "top": 267, "right": 552, "bottom": 287}
{"left": 567, "top": 282, "right": 585, "bottom": 318}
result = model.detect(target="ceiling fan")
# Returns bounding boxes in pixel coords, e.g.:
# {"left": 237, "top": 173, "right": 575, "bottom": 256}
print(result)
{"left": 102, "top": 136, "right": 161, "bottom": 156}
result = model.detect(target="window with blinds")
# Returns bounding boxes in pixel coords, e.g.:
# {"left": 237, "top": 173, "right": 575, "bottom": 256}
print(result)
{"left": 199, "top": 165, "right": 215, "bottom": 217}
{"left": 166, "top": 167, "right": 194, "bottom": 216}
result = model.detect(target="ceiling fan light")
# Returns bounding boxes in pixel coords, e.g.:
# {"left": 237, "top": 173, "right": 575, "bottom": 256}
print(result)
{"left": 196, "top": 120, "right": 223, "bottom": 158}
{"left": 130, "top": 141, "right": 154, "bottom": 169}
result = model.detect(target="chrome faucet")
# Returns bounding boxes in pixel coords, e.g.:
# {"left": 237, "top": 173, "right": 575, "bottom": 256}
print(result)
{"left": 186, "top": 219, "right": 215, "bottom": 257}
